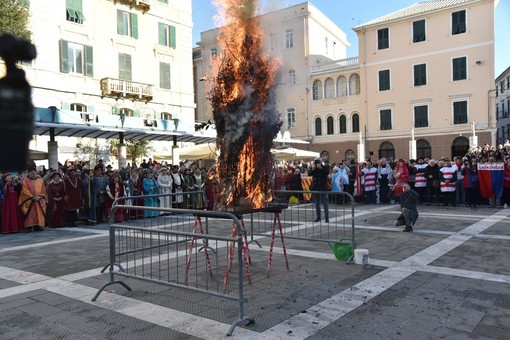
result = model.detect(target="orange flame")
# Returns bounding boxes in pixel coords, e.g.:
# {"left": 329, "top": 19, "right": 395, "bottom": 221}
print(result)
{"left": 210, "top": 0, "right": 281, "bottom": 210}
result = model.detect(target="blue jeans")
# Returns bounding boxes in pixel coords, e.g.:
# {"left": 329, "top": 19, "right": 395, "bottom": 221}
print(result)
{"left": 313, "top": 192, "right": 329, "bottom": 221}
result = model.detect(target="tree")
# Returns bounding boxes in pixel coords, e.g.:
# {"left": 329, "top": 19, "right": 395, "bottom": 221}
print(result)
{"left": 0, "top": 0, "right": 31, "bottom": 41}
{"left": 110, "top": 139, "right": 154, "bottom": 165}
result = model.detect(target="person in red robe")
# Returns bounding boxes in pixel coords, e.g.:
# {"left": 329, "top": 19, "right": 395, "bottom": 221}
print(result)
{"left": 46, "top": 171, "right": 66, "bottom": 228}
{"left": 393, "top": 159, "right": 410, "bottom": 195}
{"left": 63, "top": 167, "right": 82, "bottom": 227}
{"left": 1, "top": 173, "right": 24, "bottom": 233}
{"left": 105, "top": 172, "right": 126, "bottom": 222}
{"left": 18, "top": 168, "right": 47, "bottom": 232}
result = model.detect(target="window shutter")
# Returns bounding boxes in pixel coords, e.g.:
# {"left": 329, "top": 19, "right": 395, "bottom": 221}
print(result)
{"left": 85, "top": 45, "right": 93, "bottom": 77}
{"left": 134, "top": 109, "right": 141, "bottom": 118}
{"left": 59, "top": 40, "right": 69, "bottom": 73}
{"left": 170, "top": 25, "right": 176, "bottom": 48}
{"left": 158, "top": 23, "right": 165, "bottom": 45}
{"left": 117, "top": 10, "right": 123, "bottom": 34}
{"left": 61, "top": 102, "right": 70, "bottom": 110}
{"left": 131, "top": 13, "right": 138, "bottom": 39}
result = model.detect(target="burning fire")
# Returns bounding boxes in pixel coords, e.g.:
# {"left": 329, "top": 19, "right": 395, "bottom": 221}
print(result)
{"left": 210, "top": 0, "right": 281, "bottom": 210}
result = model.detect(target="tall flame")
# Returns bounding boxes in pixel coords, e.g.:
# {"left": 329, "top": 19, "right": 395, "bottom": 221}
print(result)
{"left": 210, "top": 0, "right": 281, "bottom": 210}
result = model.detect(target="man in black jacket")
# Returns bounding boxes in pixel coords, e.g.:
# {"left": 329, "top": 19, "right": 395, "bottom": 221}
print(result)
{"left": 388, "top": 183, "right": 420, "bottom": 232}
{"left": 308, "top": 157, "right": 330, "bottom": 223}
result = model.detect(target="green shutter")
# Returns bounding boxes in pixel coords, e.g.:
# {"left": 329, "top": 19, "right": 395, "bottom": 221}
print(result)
{"left": 158, "top": 23, "right": 165, "bottom": 45}
{"left": 85, "top": 45, "right": 93, "bottom": 77}
{"left": 61, "top": 102, "right": 70, "bottom": 110}
{"left": 134, "top": 109, "right": 141, "bottom": 118}
{"left": 170, "top": 25, "right": 176, "bottom": 48}
{"left": 131, "top": 13, "right": 138, "bottom": 39}
{"left": 59, "top": 40, "right": 69, "bottom": 73}
{"left": 117, "top": 10, "right": 123, "bottom": 35}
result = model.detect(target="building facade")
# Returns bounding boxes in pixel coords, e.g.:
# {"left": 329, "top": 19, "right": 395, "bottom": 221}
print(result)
{"left": 14, "top": 0, "right": 195, "bottom": 167}
{"left": 194, "top": 2, "right": 350, "bottom": 142}
{"left": 496, "top": 66, "right": 510, "bottom": 145}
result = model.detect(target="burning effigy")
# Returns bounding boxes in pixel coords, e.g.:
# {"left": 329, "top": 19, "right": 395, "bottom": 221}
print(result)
{"left": 209, "top": 0, "right": 282, "bottom": 210}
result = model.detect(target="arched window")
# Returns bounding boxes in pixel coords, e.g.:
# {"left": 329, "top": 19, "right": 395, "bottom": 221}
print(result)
{"left": 324, "top": 77, "right": 335, "bottom": 98}
{"left": 327, "top": 116, "right": 334, "bottom": 135}
{"left": 451, "top": 136, "right": 469, "bottom": 159}
{"left": 416, "top": 139, "right": 432, "bottom": 159}
{"left": 349, "top": 73, "right": 360, "bottom": 95}
{"left": 339, "top": 115, "right": 347, "bottom": 134}
{"left": 345, "top": 149, "right": 356, "bottom": 161}
{"left": 312, "top": 80, "right": 322, "bottom": 100}
{"left": 378, "top": 141, "right": 395, "bottom": 159}
{"left": 352, "top": 113, "right": 360, "bottom": 133}
{"left": 315, "top": 117, "right": 322, "bottom": 136}
{"left": 336, "top": 76, "right": 347, "bottom": 97}
{"left": 320, "top": 151, "right": 330, "bottom": 162}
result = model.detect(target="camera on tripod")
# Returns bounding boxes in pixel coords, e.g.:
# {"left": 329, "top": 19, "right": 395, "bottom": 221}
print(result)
{"left": 0, "top": 33, "right": 37, "bottom": 171}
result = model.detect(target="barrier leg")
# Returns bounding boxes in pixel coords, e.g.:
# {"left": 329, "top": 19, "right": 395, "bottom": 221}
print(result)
{"left": 184, "top": 216, "right": 200, "bottom": 285}
{"left": 196, "top": 216, "right": 213, "bottom": 277}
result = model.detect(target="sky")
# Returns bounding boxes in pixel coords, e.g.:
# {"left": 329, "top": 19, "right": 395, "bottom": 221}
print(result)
{"left": 192, "top": 0, "right": 509, "bottom": 76}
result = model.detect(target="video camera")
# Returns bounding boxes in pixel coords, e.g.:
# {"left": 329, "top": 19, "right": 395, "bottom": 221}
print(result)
{"left": 0, "top": 33, "right": 37, "bottom": 171}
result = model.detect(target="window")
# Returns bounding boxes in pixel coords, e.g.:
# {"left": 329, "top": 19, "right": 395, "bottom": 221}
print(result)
{"left": 379, "top": 141, "right": 395, "bottom": 159}
{"left": 327, "top": 116, "right": 334, "bottom": 135}
{"left": 159, "top": 62, "right": 171, "bottom": 89}
{"left": 414, "top": 64, "right": 427, "bottom": 86}
{"left": 378, "top": 70, "right": 390, "bottom": 91}
{"left": 288, "top": 70, "right": 296, "bottom": 85}
{"left": 286, "top": 108, "right": 296, "bottom": 128}
{"left": 210, "top": 48, "right": 217, "bottom": 58}
{"left": 285, "top": 29, "right": 294, "bottom": 49}
{"left": 500, "top": 79, "right": 505, "bottom": 93}
{"left": 312, "top": 80, "right": 322, "bottom": 100}
{"left": 380, "top": 109, "right": 392, "bottom": 130}
{"left": 158, "top": 23, "right": 176, "bottom": 48}
{"left": 414, "top": 105, "right": 428, "bottom": 128}
{"left": 118, "top": 53, "right": 132, "bottom": 81}
{"left": 416, "top": 139, "right": 432, "bottom": 159}
{"left": 345, "top": 149, "right": 356, "bottom": 161}
{"left": 453, "top": 101, "right": 468, "bottom": 124}
{"left": 452, "top": 10, "right": 466, "bottom": 35}
{"left": 66, "top": 0, "right": 84, "bottom": 23}
{"left": 324, "top": 78, "right": 334, "bottom": 98}
{"left": 453, "top": 57, "right": 467, "bottom": 81}
{"left": 270, "top": 33, "right": 277, "bottom": 51}
{"left": 339, "top": 115, "right": 347, "bottom": 134}
{"left": 117, "top": 10, "right": 138, "bottom": 38}
{"left": 161, "top": 112, "right": 172, "bottom": 120}
{"left": 377, "top": 28, "right": 389, "bottom": 50}
{"left": 349, "top": 74, "right": 360, "bottom": 95}
{"left": 59, "top": 40, "right": 93, "bottom": 77}
{"left": 413, "top": 19, "right": 425, "bottom": 42}
{"left": 337, "top": 76, "right": 347, "bottom": 97}
{"left": 352, "top": 113, "right": 360, "bottom": 133}
{"left": 119, "top": 108, "right": 134, "bottom": 117}
{"left": 315, "top": 117, "right": 322, "bottom": 136}
{"left": 325, "top": 37, "right": 328, "bottom": 53}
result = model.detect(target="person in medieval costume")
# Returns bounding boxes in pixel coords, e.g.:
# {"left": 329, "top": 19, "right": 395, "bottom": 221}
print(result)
{"left": 46, "top": 171, "right": 66, "bottom": 228}
{"left": 393, "top": 159, "right": 409, "bottom": 195}
{"left": 84, "top": 165, "right": 109, "bottom": 224}
{"left": 171, "top": 165, "right": 185, "bottom": 209}
{"left": 18, "top": 168, "right": 47, "bottom": 232}
{"left": 156, "top": 167, "right": 173, "bottom": 212}
{"left": 63, "top": 167, "right": 82, "bottom": 227}
{"left": 142, "top": 169, "right": 159, "bottom": 217}
{"left": 127, "top": 168, "right": 145, "bottom": 219}
{"left": 1, "top": 173, "right": 24, "bottom": 233}
{"left": 190, "top": 166, "right": 206, "bottom": 209}
{"left": 204, "top": 166, "right": 218, "bottom": 210}
{"left": 439, "top": 158, "right": 457, "bottom": 207}
{"left": 105, "top": 172, "right": 126, "bottom": 222}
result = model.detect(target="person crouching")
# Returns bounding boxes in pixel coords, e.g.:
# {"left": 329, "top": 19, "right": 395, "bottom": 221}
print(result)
{"left": 388, "top": 183, "right": 420, "bottom": 232}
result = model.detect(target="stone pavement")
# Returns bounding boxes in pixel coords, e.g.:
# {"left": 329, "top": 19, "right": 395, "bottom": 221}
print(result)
{"left": 1, "top": 204, "right": 509, "bottom": 339}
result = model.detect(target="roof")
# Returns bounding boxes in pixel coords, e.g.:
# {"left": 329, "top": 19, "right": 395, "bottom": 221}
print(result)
{"left": 353, "top": 0, "right": 478, "bottom": 30}
{"left": 32, "top": 107, "right": 215, "bottom": 144}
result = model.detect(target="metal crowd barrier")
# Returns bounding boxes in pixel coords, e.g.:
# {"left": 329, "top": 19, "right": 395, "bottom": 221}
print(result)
{"left": 92, "top": 203, "right": 253, "bottom": 336}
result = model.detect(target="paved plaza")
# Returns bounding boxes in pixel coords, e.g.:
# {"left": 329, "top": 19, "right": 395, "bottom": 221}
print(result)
{"left": 1, "top": 203, "right": 510, "bottom": 339}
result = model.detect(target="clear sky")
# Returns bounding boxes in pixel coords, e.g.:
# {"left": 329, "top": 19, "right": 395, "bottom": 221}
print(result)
{"left": 192, "top": 0, "right": 509, "bottom": 76}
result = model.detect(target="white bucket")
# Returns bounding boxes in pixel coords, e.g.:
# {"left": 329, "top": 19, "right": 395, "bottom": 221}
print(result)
{"left": 354, "top": 249, "right": 369, "bottom": 265}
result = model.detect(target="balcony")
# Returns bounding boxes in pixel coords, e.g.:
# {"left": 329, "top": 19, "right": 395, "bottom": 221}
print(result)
{"left": 100, "top": 78, "right": 154, "bottom": 103}
{"left": 112, "top": 0, "right": 151, "bottom": 13}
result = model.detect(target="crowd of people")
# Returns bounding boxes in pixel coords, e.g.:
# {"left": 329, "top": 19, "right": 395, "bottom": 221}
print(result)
{"left": 0, "top": 158, "right": 218, "bottom": 234}
{"left": 1, "top": 142, "right": 509, "bottom": 234}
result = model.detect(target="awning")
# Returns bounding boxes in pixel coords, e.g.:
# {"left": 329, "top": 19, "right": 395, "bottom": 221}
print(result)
{"left": 29, "top": 149, "right": 49, "bottom": 160}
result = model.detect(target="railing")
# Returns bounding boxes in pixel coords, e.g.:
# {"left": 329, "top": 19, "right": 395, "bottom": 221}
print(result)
{"left": 112, "top": 0, "right": 151, "bottom": 12}
{"left": 311, "top": 57, "right": 359, "bottom": 74}
{"left": 100, "top": 77, "right": 154, "bottom": 102}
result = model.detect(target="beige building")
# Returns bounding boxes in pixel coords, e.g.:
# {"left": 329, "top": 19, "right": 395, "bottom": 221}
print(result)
{"left": 496, "top": 66, "right": 510, "bottom": 144}
{"left": 193, "top": 2, "right": 350, "bottom": 141}
{"left": 5, "top": 0, "right": 195, "bottom": 167}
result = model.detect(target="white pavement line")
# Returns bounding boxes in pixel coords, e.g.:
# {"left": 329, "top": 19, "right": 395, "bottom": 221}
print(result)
{"left": 251, "top": 210, "right": 510, "bottom": 340}
{"left": 0, "top": 233, "right": 106, "bottom": 253}
{"left": 421, "top": 265, "right": 510, "bottom": 284}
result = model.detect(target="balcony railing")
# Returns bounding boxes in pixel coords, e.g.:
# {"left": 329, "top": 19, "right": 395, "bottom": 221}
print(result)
{"left": 310, "top": 57, "right": 359, "bottom": 74}
{"left": 112, "top": 0, "right": 151, "bottom": 12}
{"left": 100, "top": 78, "right": 154, "bottom": 103}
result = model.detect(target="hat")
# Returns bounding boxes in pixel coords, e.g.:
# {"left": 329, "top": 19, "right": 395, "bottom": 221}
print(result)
{"left": 160, "top": 167, "right": 168, "bottom": 171}
{"left": 106, "top": 164, "right": 113, "bottom": 169}
{"left": 52, "top": 171, "right": 63, "bottom": 178}
{"left": 94, "top": 164, "right": 103, "bottom": 171}
{"left": 28, "top": 167, "right": 37, "bottom": 172}
{"left": 2, "top": 172, "right": 11, "bottom": 181}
